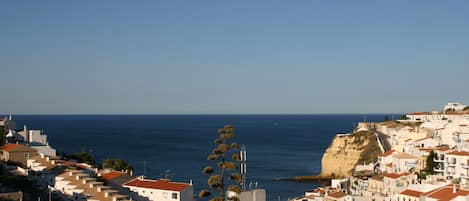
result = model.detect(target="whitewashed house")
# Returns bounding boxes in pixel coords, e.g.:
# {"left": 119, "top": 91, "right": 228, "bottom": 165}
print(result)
{"left": 123, "top": 178, "right": 194, "bottom": 201}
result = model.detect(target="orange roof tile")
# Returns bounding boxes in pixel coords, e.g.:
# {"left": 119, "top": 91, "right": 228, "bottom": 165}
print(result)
{"left": 379, "top": 150, "right": 394, "bottom": 157}
{"left": 386, "top": 163, "right": 393, "bottom": 168}
{"left": 384, "top": 172, "right": 410, "bottom": 179}
{"left": 328, "top": 191, "right": 346, "bottom": 198}
{"left": 101, "top": 171, "right": 125, "bottom": 181}
{"left": 124, "top": 179, "right": 191, "bottom": 192}
{"left": 0, "top": 143, "right": 21, "bottom": 152}
{"left": 400, "top": 189, "right": 424, "bottom": 197}
{"left": 409, "top": 112, "right": 431, "bottom": 115}
{"left": 415, "top": 137, "right": 433, "bottom": 142}
{"left": 447, "top": 151, "right": 469, "bottom": 156}
{"left": 424, "top": 184, "right": 469, "bottom": 201}
{"left": 419, "top": 148, "right": 433, "bottom": 152}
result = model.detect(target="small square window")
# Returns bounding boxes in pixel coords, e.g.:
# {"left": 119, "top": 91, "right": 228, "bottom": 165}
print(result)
{"left": 172, "top": 193, "right": 178, "bottom": 199}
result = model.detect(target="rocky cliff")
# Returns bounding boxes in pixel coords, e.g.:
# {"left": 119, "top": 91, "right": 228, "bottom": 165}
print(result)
{"left": 320, "top": 130, "right": 382, "bottom": 178}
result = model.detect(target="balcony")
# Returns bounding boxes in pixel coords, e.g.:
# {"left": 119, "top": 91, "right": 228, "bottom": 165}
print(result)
{"left": 434, "top": 167, "right": 445, "bottom": 172}
{"left": 461, "top": 163, "right": 469, "bottom": 169}
{"left": 434, "top": 157, "right": 445, "bottom": 162}
{"left": 447, "top": 163, "right": 457, "bottom": 167}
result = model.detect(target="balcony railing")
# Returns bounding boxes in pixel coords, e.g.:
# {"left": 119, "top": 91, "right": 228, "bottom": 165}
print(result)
{"left": 434, "top": 167, "right": 445, "bottom": 172}
{"left": 434, "top": 157, "right": 445, "bottom": 162}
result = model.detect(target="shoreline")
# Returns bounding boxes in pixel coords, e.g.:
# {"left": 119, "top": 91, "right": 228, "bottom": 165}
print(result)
{"left": 279, "top": 174, "right": 336, "bottom": 182}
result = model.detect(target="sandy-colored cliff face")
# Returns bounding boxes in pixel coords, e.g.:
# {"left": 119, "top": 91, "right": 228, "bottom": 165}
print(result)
{"left": 320, "top": 131, "right": 381, "bottom": 178}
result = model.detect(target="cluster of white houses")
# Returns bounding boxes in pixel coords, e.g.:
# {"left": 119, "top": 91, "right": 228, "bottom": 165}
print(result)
{"left": 290, "top": 103, "right": 469, "bottom": 201}
{"left": 1, "top": 115, "right": 196, "bottom": 201}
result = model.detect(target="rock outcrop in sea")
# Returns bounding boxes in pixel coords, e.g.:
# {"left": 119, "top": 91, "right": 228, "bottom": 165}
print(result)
{"left": 319, "top": 130, "right": 383, "bottom": 178}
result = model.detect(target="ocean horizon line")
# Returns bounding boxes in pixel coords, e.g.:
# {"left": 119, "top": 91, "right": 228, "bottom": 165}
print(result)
{"left": 2, "top": 113, "right": 405, "bottom": 116}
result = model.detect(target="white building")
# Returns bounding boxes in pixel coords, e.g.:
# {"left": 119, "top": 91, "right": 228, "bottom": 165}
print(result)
{"left": 55, "top": 169, "right": 129, "bottom": 201}
{"left": 0, "top": 115, "right": 16, "bottom": 132}
{"left": 123, "top": 178, "right": 194, "bottom": 201}
{"left": 444, "top": 103, "right": 468, "bottom": 112}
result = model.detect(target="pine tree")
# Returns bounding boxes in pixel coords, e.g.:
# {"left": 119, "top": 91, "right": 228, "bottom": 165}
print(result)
{"left": 199, "top": 125, "right": 241, "bottom": 201}
{"left": 425, "top": 151, "right": 437, "bottom": 174}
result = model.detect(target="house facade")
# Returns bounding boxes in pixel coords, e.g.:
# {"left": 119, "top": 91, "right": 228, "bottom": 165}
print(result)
{"left": 0, "top": 143, "right": 38, "bottom": 165}
{"left": 123, "top": 178, "right": 193, "bottom": 201}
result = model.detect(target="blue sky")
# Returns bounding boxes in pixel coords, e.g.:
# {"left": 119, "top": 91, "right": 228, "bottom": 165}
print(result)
{"left": 1, "top": 1, "right": 468, "bottom": 114}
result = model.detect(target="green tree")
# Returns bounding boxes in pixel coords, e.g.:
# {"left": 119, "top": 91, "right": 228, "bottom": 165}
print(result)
{"left": 0, "top": 126, "right": 5, "bottom": 146}
{"left": 199, "top": 125, "right": 241, "bottom": 201}
{"left": 425, "top": 151, "right": 437, "bottom": 174}
{"left": 103, "top": 159, "right": 134, "bottom": 172}
{"left": 66, "top": 152, "right": 95, "bottom": 165}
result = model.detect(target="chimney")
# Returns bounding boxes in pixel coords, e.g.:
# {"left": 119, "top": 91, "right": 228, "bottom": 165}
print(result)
{"left": 453, "top": 184, "right": 457, "bottom": 193}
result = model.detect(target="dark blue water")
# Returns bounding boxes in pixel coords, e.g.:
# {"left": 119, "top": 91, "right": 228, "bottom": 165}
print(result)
{"left": 11, "top": 115, "right": 389, "bottom": 201}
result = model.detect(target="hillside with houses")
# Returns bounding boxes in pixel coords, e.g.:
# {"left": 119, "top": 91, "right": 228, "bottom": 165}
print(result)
{"left": 291, "top": 102, "right": 469, "bottom": 201}
{"left": 0, "top": 115, "right": 196, "bottom": 201}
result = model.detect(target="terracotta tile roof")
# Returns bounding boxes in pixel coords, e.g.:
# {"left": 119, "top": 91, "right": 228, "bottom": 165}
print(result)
{"left": 447, "top": 151, "right": 469, "bottom": 156}
{"left": 379, "top": 150, "right": 394, "bottom": 157}
{"left": 415, "top": 137, "right": 433, "bottom": 142}
{"left": 327, "top": 191, "right": 346, "bottom": 198}
{"left": 409, "top": 112, "right": 431, "bottom": 115}
{"left": 384, "top": 172, "right": 410, "bottom": 179}
{"left": 124, "top": 179, "right": 191, "bottom": 192}
{"left": 435, "top": 147, "right": 450, "bottom": 151}
{"left": 424, "top": 184, "right": 469, "bottom": 201}
{"left": 386, "top": 163, "right": 393, "bottom": 168}
{"left": 394, "top": 152, "right": 418, "bottom": 159}
{"left": 400, "top": 189, "right": 424, "bottom": 197}
{"left": 101, "top": 171, "right": 125, "bottom": 181}
{"left": 0, "top": 143, "right": 21, "bottom": 152}
{"left": 419, "top": 148, "right": 433, "bottom": 152}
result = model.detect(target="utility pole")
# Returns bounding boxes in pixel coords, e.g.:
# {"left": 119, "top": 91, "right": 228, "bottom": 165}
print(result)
{"left": 240, "top": 144, "right": 247, "bottom": 191}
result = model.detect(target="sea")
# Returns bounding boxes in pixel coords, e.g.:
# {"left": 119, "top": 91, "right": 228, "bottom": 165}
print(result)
{"left": 12, "top": 114, "right": 391, "bottom": 201}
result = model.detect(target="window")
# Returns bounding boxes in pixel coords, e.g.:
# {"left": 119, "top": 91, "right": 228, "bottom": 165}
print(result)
{"left": 172, "top": 193, "right": 178, "bottom": 199}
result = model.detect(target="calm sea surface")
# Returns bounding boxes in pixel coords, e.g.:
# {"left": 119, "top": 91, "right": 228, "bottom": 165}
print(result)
{"left": 12, "top": 115, "right": 389, "bottom": 201}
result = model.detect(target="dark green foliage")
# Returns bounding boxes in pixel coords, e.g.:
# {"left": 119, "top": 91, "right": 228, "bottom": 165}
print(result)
{"left": 66, "top": 152, "right": 95, "bottom": 165}
{"left": 425, "top": 151, "right": 437, "bottom": 174}
{"left": 103, "top": 159, "right": 133, "bottom": 172}
{"left": 199, "top": 190, "right": 211, "bottom": 198}
{"left": 203, "top": 166, "right": 214, "bottom": 174}
{"left": 400, "top": 114, "right": 409, "bottom": 120}
{"left": 354, "top": 131, "right": 382, "bottom": 164}
{"left": 0, "top": 126, "right": 5, "bottom": 146}
{"left": 228, "top": 185, "right": 241, "bottom": 193}
{"left": 230, "top": 173, "right": 241, "bottom": 182}
{"left": 201, "top": 125, "right": 241, "bottom": 201}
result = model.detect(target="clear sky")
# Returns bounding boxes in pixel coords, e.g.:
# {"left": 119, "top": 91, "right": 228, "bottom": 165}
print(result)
{"left": 1, "top": 1, "right": 468, "bottom": 114}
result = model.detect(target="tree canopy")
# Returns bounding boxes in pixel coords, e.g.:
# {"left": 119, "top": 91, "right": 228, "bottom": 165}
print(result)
{"left": 103, "top": 159, "right": 134, "bottom": 172}
{"left": 65, "top": 152, "right": 95, "bottom": 165}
